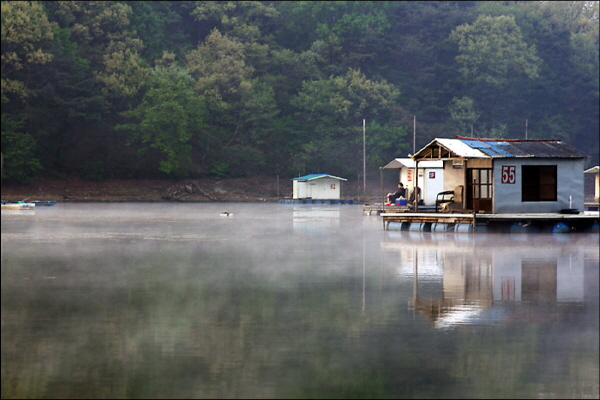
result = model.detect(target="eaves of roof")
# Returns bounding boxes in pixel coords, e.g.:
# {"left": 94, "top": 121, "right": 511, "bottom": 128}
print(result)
{"left": 292, "top": 174, "right": 347, "bottom": 181}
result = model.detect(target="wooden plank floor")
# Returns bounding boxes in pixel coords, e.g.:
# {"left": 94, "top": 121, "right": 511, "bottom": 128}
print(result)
{"left": 362, "top": 204, "right": 409, "bottom": 215}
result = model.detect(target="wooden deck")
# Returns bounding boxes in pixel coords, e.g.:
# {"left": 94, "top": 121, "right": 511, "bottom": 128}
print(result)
{"left": 363, "top": 204, "right": 409, "bottom": 215}
{"left": 362, "top": 203, "right": 436, "bottom": 215}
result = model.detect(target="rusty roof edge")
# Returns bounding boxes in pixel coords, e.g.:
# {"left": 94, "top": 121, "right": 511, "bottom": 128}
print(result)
{"left": 455, "top": 135, "right": 563, "bottom": 142}
{"left": 413, "top": 137, "right": 588, "bottom": 160}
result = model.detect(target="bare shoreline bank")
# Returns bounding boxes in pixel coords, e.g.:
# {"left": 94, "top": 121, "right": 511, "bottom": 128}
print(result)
{"left": 2, "top": 176, "right": 381, "bottom": 203}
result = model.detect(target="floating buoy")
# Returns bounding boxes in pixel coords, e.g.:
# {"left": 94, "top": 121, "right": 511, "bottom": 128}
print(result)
{"left": 551, "top": 221, "right": 570, "bottom": 233}
{"left": 387, "top": 222, "right": 403, "bottom": 231}
{"left": 510, "top": 223, "right": 540, "bottom": 234}
{"left": 474, "top": 225, "right": 487, "bottom": 233}
{"left": 432, "top": 223, "right": 450, "bottom": 233}
{"left": 409, "top": 222, "right": 431, "bottom": 232}
{"left": 454, "top": 223, "right": 473, "bottom": 233}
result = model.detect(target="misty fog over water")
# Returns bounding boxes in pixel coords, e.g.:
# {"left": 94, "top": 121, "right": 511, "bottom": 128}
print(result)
{"left": 2, "top": 202, "right": 599, "bottom": 398}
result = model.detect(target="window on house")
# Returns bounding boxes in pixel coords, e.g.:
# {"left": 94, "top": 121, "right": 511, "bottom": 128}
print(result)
{"left": 469, "top": 169, "right": 493, "bottom": 199}
{"left": 522, "top": 165, "right": 557, "bottom": 202}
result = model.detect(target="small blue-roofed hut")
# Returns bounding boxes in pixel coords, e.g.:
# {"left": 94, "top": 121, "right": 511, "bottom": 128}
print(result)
{"left": 292, "top": 174, "right": 347, "bottom": 200}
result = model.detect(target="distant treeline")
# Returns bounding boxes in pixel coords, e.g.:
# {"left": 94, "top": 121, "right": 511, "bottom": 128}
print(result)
{"left": 2, "top": 1, "right": 598, "bottom": 182}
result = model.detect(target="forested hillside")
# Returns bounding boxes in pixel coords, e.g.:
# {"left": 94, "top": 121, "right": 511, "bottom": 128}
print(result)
{"left": 2, "top": 1, "right": 598, "bottom": 182}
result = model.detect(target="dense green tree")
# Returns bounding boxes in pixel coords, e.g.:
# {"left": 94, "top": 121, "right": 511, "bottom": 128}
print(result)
{"left": 1, "top": 1, "right": 56, "bottom": 103}
{"left": 379, "top": 1, "right": 476, "bottom": 146}
{"left": 1, "top": 1, "right": 597, "bottom": 181}
{"left": 450, "top": 14, "right": 540, "bottom": 86}
{"left": 272, "top": 1, "right": 391, "bottom": 78}
{"left": 185, "top": 28, "right": 283, "bottom": 177}
{"left": 448, "top": 96, "right": 480, "bottom": 135}
{"left": 292, "top": 68, "right": 399, "bottom": 123}
{"left": 22, "top": 26, "right": 109, "bottom": 177}
{"left": 125, "top": 1, "right": 198, "bottom": 62}
{"left": 0, "top": 115, "right": 42, "bottom": 182}
{"left": 473, "top": 1, "right": 598, "bottom": 162}
{"left": 290, "top": 68, "right": 402, "bottom": 176}
{"left": 190, "top": 1, "right": 279, "bottom": 43}
{"left": 117, "top": 65, "right": 208, "bottom": 177}
{"left": 1, "top": 1, "right": 54, "bottom": 182}
{"left": 449, "top": 13, "right": 544, "bottom": 138}
{"left": 51, "top": 1, "right": 147, "bottom": 104}
{"left": 186, "top": 29, "right": 254, "bottom": 110}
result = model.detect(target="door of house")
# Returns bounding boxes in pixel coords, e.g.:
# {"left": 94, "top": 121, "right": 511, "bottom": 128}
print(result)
{"left": 467, "top": 168, "right": 493, "bottom": 213}
{"left": 423, "top": 169, "right": 444, "bottom": 205}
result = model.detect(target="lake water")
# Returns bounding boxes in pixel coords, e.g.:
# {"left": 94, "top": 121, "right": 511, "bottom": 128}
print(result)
{"left": 2, "top": 202, "right": 598, "bottom": 399}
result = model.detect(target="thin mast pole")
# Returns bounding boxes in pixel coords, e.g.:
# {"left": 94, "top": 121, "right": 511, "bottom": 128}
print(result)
{"left": 413, "top": 116, "right": 416, "bottom": 154}
{"left": 363, "top": 118, "right": 366, "bottom": 194}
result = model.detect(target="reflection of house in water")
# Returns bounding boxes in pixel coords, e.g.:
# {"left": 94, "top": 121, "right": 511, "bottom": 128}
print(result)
{"left": 292, "top": 206, "right": 340, "bottom": 235}
{"left": 385, "top": 233, "right": 589, "bottom": 329}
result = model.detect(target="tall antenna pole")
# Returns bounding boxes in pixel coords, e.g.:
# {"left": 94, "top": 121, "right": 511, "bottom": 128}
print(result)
{"left": 363, "top": 118, "right": 366, "bottom": 193}
{"left": 413, "top": 115, "right": 416, "bottom": 154}
{"left": 525, "top": 119, "right": 528, "bottom": 139}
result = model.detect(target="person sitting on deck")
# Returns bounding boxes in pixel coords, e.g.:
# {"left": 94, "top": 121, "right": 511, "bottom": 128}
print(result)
{"left": 408, "top": 186, "right": 423, "bottom": 206}
{"left": 386, "top": 182, "right": 406, "bottom": 206}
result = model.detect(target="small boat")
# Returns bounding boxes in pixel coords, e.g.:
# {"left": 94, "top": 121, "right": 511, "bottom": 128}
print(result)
{"left": 1, "top": 202, "right": 36, "bottom": 210}
{"left": 220, "top": 211, "right": 233, "bottom": 217}
{"left": 30, "top": 200, "right": 57, "bottom": 206}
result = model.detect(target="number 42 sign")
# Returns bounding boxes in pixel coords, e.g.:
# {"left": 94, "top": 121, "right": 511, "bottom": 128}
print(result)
{"left": 501, "top": 166, "right": 516, "bottom": 184}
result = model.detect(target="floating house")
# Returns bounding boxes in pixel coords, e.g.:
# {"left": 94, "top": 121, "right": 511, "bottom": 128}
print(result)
{"left": 380, "top": 136, "right": 598, "bottom": 233}
{"left": 584, "top": 166, "right": 599, "bottom": 200}
{"left": 291, "top": 174, "right": 347, "bottom": 200}
{"left": 382, "top": 158, "right": 443, "bottom": 205}
{"left": 411, "top": 136, "right": 588, "bottom": 214}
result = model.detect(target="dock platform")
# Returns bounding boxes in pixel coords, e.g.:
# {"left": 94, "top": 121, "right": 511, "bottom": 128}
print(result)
{"left": 363, "top": 204, "right": 408, "bottom": 215}
{"left": 381, "top": 210, "right": 599, "bottom": 233}
{"left": 363, "top": 203, "right": 436, "bottom": 215}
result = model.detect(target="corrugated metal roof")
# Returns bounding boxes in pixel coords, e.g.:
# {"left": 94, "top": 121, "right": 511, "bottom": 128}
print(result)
{"left": 412, "top": 137, "right": 588, "bottom": 160}
{"left": 431, "top": 138, "right": 490, "bottom": 158}
{"left": 292, "top": 174, "right": 347, "bottom": 181}
{"left": 457, "top": 137, "right": 588, "bottom": 158}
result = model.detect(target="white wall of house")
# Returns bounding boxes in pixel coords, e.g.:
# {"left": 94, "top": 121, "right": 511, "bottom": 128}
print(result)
{"left": 293, "top": 178, "right": 343, "bottom": 199}
{"left": 492, "top": 158, "right": 584, "bottom": 213}
{"left": 584, "top": 166, "right": 599, "bottom": 201}
{"left": 398, "top": 166, "right": 444, "bottom": 205}
{"left": 293, "top": 180, "right": 308, "bottom": 199}
{"left": 420, "top": 168, "right": 444, "bottom": 205}
{"left": 441, "top": 161, "right": 465, "bottom": 191}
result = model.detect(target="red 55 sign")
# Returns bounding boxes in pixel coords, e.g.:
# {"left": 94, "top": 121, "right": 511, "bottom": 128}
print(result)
{"left": 501, "top": 166, "right": 516, "bottom": 184}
